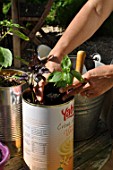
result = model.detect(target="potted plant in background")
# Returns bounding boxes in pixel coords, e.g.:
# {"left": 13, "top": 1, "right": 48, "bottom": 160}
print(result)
{"left": 22, "top": 50, "right": 85, "bottom": 170}
{"left": 0, "top": 19, "right": 29, "bottom": 157}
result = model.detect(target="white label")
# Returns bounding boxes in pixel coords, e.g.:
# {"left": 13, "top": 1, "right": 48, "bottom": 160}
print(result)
{"left": 22, "top": 99, "right": 74, "bottom": 170}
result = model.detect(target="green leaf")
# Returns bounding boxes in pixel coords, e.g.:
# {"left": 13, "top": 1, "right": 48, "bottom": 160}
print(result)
{"left": 47, "top": 55, "right": 84, "bottom": 88}
{"left": 71, "top": 70, "right": 84, "bottom": 82}
{"left": 57, "top": 167, "right": 63, "bottom": 170}
{"left": 3, "top": 2, "right": 11, "bottom": 15}
{"left": 47, "top": 71, "right": 62, "bottom": 83}
{"left": 61, "top": 55, "right": 72, "bottom": 72}
{"left": 0, "top": 47, "right": 13, "bottom": 68}
{"left": 56, "top": 80, "right": 67, "bottom": 87}
{"left": 62, "top": 72, "right": 73, "bottom": 85}
{"left": 15, "top": 56, "right": 29, "bottom": 66}
{"left": 66, "top": 72, "right": 73, "bottom": 84}
{"left": 0, "top": 20, "right": 24, "bottom": 29}
{"left": 10, "top": 29, "right": 29, "bottom": 41}
{"left": 62, "top": 72, "right": 67, "bottom": 81}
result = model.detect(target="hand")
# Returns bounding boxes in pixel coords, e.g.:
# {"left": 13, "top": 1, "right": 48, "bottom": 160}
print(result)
{"left": 60, "top": 65, "right": 113, "bottom": 100}
{"left": 45, "top": 55, "right": 62, "bottom": 72}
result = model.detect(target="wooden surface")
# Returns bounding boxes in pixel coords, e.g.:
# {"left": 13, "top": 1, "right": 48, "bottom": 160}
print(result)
{"left": 4, "top": 121, "right": 113, "bottom": 170}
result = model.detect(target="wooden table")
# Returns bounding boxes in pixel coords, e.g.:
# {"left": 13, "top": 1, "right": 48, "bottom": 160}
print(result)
{"left": 4, "top": 121, "right": 113, "bottom": 170}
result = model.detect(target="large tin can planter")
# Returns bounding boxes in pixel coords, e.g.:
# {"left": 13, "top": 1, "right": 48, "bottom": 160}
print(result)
{"left": 0, "top": 69, "right": 27, "bottom": 156}
{"left": 22, "top": 89, "right": 74, "bottom": 170}
{"left": 74, "top": 93, "right": 105, "bottom": 141}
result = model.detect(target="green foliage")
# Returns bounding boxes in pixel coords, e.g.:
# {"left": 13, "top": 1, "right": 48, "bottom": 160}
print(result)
{"left": 0, "top": 18, "right": 29, "bottom": 68}
{"left": 27, "top": 0, "right": 47, "bottom": 3}
{"left": 47, "top": 55, "right": 84, "bottom": 87}
{"left": 46, "top": 0, "right": 113, "bottom": 36}
{"left": 46, "top": 0, "right": 86, "bottom": 27}
{"left": 0, "top": 20, "right": 29, "bottom": 41}
{"left": 0, "top": 47, "right": 12, "bottom": 69}
{"left": 3, "top": 1, "right": 11, "bottom": 15}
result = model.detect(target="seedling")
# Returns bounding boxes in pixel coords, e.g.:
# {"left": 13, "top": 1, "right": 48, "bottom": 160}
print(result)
{"left": 22, "top": 54, "right": 84, "bottom": 105}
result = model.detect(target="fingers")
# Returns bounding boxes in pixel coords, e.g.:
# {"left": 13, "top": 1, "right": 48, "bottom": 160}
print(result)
{"left": 80, "top": 90, "right": 94, "bottom": 98}
{"left": 33, "top": 79, "right": 45, "bottom": 102}
{"left": 60, "top": 80, "right": 92, "bottom": 100}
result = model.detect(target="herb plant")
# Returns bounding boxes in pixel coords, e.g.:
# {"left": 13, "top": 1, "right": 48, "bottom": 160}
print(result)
{"left": 47, "top": 55, "right": 84, "bottom": 87}
{"left": 23, "top": 54, "right": 84, "bottom": 105}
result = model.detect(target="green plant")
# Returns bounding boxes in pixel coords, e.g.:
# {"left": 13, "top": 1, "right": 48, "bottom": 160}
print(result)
{"left": 0, "top": 19, "right": 29, "bottom": 69}
{"left": 47, "top": 55, "right": 84, "bottom": 87}
{"left": 21, "top": 53, "right": 84, "bottom": 105}
{"left": 46, "top": 0, "right": 86, "bottom": 27}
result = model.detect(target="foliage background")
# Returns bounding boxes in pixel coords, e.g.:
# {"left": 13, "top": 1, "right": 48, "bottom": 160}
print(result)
{"left": 1, "top": 0, "right": 113, "bottom": 37}
{"left": 46, "top": 0, "right": 113, "bottom": 36}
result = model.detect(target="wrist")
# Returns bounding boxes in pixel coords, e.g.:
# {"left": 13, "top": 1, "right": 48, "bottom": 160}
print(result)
{"left": 48, "top": 48, "right": 66, "bottom": 61}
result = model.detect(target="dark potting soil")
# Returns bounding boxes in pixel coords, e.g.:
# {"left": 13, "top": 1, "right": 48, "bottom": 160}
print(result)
{"left": 24, "top": 83, "right": 73, "bottom": 105}
{"left": 0, "top": 78, "right": 21, "bottom": 87}
{"left": 43, "top": 83, "right": 66, "bottom": 105}
{"left": 0, "top": 75, "right": 26, "bottom": 87}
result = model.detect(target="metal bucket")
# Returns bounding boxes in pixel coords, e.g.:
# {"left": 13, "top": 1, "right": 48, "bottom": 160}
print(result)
{"left": 74, "top": 94, "right": 105, "bottom": 141}
{"left": 0, "top": 69, "right": 27, "bottom": 156}
{"left": 22, "top": 89, "right": 74, "bottom": 170}
{"left": 69, "top": 55, "right": 105, "bottom": 141}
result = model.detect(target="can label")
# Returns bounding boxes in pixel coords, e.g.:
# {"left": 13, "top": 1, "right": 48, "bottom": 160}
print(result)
{"left": 23, "top": 99, "right": 74, "bottom": 170}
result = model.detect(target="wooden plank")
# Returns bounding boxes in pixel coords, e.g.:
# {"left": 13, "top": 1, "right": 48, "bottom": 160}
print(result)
{"left": 27, "top": 0, "right": 54, "bottom": 40}
{"left": 18, "top": 0, "right": 54, "bottom": 50}
{"left": 11, "top": 0, "right": 21, "bottom": 68}
{"left": 75, "top": 146, "right": 112, "bottom": 170}
{"left": 74, "top": 121, "right": 113, "bottom": 170}
{"left": 19, "top": 17, "right": 39, "bottom": 21}
{"left": 4, "top": 121, "right": 112, "bottom": 170}
{"left": 74, "top": 132, "right": 112, "bottom": 168}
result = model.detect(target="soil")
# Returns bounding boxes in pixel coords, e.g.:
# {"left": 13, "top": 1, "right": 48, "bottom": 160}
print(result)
{"left": 23, "top": 83, "right": 72, "bottom": 105}
{"left": 0, "top": 70, "right": 26, "bottom": 87}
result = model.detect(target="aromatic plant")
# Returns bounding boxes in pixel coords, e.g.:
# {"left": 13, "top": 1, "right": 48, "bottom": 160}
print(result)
{"left": 47, "top": 55, "right": 84, "bottom": 87}
{"left": 22, "top": 54, "right": 84, "bottom": 104}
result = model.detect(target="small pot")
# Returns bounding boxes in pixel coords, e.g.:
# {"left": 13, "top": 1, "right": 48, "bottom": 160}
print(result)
{"left": 0, "top": 142, "right": 10, "bottom": 170}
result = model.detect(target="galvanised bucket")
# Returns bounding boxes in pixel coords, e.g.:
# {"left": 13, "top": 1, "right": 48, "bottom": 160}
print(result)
{"left": 74, "top": 94, "right": 105, "bottom": 141}
{"left": 0, "top": 69, "right": 27, "bottom": 156}
{"left": 69, "top": 55, "right": 105, "bottom": 141}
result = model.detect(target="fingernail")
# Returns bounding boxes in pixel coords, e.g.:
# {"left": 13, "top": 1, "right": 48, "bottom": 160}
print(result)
{"left": 62, "top": 97, "right": 66, "bottom": 101}
{"left": 37, "top": 96, "right": 42, "bottom": 101}
{"left": 59, "top": 88, "right": 63, "bottom": 93}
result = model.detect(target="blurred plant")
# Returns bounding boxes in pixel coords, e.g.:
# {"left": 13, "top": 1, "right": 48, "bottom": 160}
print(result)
{"left": 46, "top": 0, "right": 86, "bottom": 27}
{"left": 0, "top": 19, "right": 29, "bottom": 69}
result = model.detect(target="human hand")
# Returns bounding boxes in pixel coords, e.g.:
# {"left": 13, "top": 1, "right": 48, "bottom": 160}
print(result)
{"left": 60, "top": 65, "right": 113, "bottom": 100}
{"left": 33, "top": 55, "right": 62, "bottom": 102}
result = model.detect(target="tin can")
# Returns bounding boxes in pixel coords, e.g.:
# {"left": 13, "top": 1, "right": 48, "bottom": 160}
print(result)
{"left": 22, "top": 89, "right": 74, "bottom": 170}
{"left": 0, "top": 69, "right": 27, "bottom": 156}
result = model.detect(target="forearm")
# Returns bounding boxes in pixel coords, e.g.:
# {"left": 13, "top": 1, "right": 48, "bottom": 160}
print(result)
{"left": 50, "top": 0, "right": 113, "bottom": 60}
